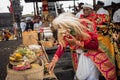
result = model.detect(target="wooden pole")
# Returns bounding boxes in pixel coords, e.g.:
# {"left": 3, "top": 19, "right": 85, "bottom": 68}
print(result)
{"left": 33, "top": 2, "right": 36, "bottom": 16}
{"left": 36, "top": 1, "right": 39, "bottom": 16}
{"left": 73, "top": 0, "right": 76, "bottom": 13}
{"left": 54, "top": 2, "right": 58, "bottom": 16}
{"left": 93, "top": 0, "right": 96, "bottom": 9}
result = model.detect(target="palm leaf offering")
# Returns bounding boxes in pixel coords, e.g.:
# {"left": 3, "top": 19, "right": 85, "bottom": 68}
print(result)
{"left": 9, "top": 47, "right": 37, "bottom": 65}
{"left": 8, "top": 47, "right": 38, "bottom": 70}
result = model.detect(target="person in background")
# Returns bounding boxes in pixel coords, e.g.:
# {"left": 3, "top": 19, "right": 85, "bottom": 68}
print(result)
{"left": 80, "top": 3, "right": 109, "bottom": 28}
{"left": 13, "top": 20, "right": 18, "bottom": 38}
{"left": 0, "top": 30, "right": 3, "bottom": 41}
{"left": 3, "top": 28, "right": 11, "bottom": 41}
{"left": 80, "top": 3, "right": 98, "bottom": 33}
{"left": 96, "top": 1, "right": 109, "bottom": 15}
{"left": 33, "top": 16, "right": 41, "bottom": 31}
{"left": 20, "top": 19, "right": 26, "bottom": 32}
{"left": 25, "top": 17, "right": 34, "bottom": 31}
{"left": 75, "top": 2, "right": 84, "bottom": 18}
{"left": 111, "top": 2, "right": 118, "bottom": 20}
{"left": 47, "top": 13, "right": 117, "bottom": 80}
{"left": 57, "top": 8, "right": 65, "bottom": 15}
{"left": 112, "top": 5, "right": 120, "bottom": 55}
{"left": 112, "top": 7, "right": 120, "bottom": 23}
{"left": 38, "top": 16, "right": 43, "bottom": 27}
{"left": 33, "top": 16, "right": 43, "bottom": 41}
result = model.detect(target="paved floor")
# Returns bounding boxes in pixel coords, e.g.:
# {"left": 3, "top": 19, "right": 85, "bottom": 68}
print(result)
{"left": 0, "top": 39, "right": 22, "bottom": 80}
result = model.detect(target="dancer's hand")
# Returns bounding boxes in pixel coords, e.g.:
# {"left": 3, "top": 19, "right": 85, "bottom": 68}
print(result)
{"left": 46, "top": 55, "right": 58, "bottom": 72}
{"left": 47, "top": 61, "right": 56, "bottom": 72}
{"left": 65, "top": 34, "right": 77, "bottom": 45}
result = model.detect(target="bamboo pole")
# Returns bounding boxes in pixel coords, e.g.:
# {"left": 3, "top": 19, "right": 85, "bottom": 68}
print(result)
{"left": 33, "top": 2, "right": 37, "bottom": 16}
{"left": 73, "top": 0, "right": 76, "bottom": 13}
{"left": 36, "top": 1, "right": 39, "bottom": 16}
{"left": 93, "top": 0, "right": 96, "bottom": 9}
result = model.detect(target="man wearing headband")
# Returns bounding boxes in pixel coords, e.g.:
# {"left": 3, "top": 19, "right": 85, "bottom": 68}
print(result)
{"left": 80, "top": 3, "right": 109, "bottom": 28}
{"left": 81, "top": 3, "right": 94, "bottom": 18}
{"left": 96, "top": 1, "right": 109, "bottom": 15}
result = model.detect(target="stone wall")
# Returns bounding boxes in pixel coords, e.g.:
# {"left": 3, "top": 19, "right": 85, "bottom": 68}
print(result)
{"left": 46, "top": 46, "right": 75, "bottom": 80}
{"left": 0, "top": 13, "right": 13, "bottom": 29}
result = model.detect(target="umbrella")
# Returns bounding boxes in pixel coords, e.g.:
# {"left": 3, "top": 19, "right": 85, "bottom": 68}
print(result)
{"left": 25, "top": 0, "right": 78, "bottom": 14}
{"left": 25, "top": 0, "right": 78, "bottom": 2}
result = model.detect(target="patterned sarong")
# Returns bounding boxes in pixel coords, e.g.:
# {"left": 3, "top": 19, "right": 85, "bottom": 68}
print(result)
{"left": 85, "top": 50, "right": 117, "bottom": 80}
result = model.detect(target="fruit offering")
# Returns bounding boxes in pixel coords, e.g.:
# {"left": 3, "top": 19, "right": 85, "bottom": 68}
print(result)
{"left": 9, "top": 47, "right": 37, "bottom": 69}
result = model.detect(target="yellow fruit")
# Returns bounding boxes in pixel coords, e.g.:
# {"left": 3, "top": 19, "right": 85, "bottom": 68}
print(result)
{"left": 9, "top": 57, "right": 16, "bottom": 61}
{"left": 15, "top": 53, "right": 22, "bottom": 59}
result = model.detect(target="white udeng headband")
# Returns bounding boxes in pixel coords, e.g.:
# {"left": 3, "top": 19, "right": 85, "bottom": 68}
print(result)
{"left": 82, "top": 3, "right": 93, "bottom": 9}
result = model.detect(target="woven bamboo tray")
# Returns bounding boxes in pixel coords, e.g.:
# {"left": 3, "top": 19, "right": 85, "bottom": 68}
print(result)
{"left": 22, "top": 31, "right": 38, "bottom": 46}
{"left": 6, "top": 64, "right": 44, "bottom": 80}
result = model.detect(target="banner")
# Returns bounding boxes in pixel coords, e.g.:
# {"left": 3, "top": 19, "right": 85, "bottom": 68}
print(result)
{"left": 9, "top": 0, "right": 13, "bottom": 14}
{"left": 42, "top": 0, "right": 48, "bottom": 18}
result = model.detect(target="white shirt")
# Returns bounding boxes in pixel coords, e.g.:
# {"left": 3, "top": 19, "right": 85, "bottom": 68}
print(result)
{"left": 39, "top": 21, "right": 43, "bottom": 26}
{"left": 97, "top": 8, "right": 109, "bottom": 15}
{"left": 75, "top": 9, "right": 83, "bottom": 18}
{"left": 113, "top": 9, "right": 120, "bottom": 23}
{"left": 34, "top": 23, "right": 40, "bottom": 31}
{"left": 20, "top": 21, "right": 26, "bottom": 32}
{"left": 13, "top": 22, "right": 18, "bottom": 29}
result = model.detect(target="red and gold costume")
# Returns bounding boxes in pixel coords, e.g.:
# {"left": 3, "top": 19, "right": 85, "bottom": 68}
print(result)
{"left": 81, "top": 13, "right": 116, "bottom": 63}
{"left": 53, "top": 31, "right": 117, "bottom": 80}
{"left": 52, "top": 13, "right": 117, "bottom": 80}
{"left": 80, "top": 13, "right": 110, "bottom": 25}
{"left": 80, "top": 13, "right": 117, "bottom": 79}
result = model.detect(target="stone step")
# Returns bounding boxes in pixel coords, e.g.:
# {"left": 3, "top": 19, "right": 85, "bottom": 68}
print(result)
{"left": 54, "top": 67, "right": 75, "bottom": 80}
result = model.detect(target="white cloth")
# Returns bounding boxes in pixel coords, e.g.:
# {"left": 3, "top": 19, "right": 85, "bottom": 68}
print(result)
{"left": 76, "top": 50, "right": 99, "bottom": 80}
{"left": 97, "top": 8, "right": 109, "bottom": 15}
{"left": 75, "top": 9, "right": 83, "bottom": 18}
{"left": 20, "top": 22, "right": 26, "bottom": 32}
{"left": 39, "top": 21, "right": 43, "bottom": 26}
{"left": 82, "top": 3, "right": 93, "bottom": 9}
{"left": 76, "top": 48, "right": 83, "bottom": 55}
{"left": 13, "top": 22, "right": 18, "bottom": 29}
{"left": 113, "top": 9, "right": 120, "bottom": 23}
{"left": 34, "top": 23, "right": 40, "bottom": 31}
{"left": 34, "top": 21, "right": 43, "bottom": 31}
